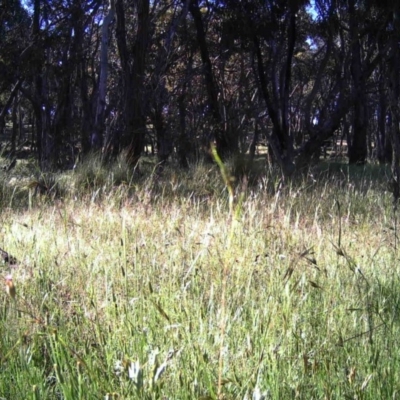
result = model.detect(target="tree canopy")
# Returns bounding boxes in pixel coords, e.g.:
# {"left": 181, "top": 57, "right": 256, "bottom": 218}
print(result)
{"left": 1, "top": 0, "right": 399, "bottom": 177}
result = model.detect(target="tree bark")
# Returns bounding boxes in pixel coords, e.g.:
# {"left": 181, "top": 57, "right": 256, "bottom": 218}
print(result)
{"left": 92, "top": 0, "right": 115, "bottom": 150}
{"left": 377, "top": 58, "right": 391, "bottom": 163}
{"left": 348, "top": 0, "right": 368, "bottom": 165}
{"left": 115, "top": 0, "right": 150, "bottom": 168}
{"left": 189, "top": 0, "right": 233, "bottom": 158}
{"left": 389, "top": 5, "right": 400, "bottom": 203}
{"left": 0, "top": 78, "right": 23, "bottom": 138}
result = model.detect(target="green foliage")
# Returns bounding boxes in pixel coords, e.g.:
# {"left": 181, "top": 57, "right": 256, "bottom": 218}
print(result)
{"left": 72, "top": 152, "right": 135, "bottom": 193}
{"left": 0, "top": 160, "right": 399, "bottom": 399}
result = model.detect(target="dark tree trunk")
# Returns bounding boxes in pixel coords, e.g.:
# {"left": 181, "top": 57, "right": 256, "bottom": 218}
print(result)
{"left": 32, "top": 0, "right": 42, "bottom": 164}
{"left": 79, "top": 60, "right": 92, "bottom": 154}
{"left": 177, "top": 92, "right": 189, "bottom": 168}
{"left": 253, "top": 35, "right": 287, "bottom": 171}
{"left": 11, "top": 94, "right": 18, "bottom": 154}
{"left": 389, "top": 5, "right": 400, "bottom": 203}
{"left": 92, "top": 0, "right": 115, "bottom": 151}
{"left": 0, "top": 78, "right": 23, "bottom": 139}
{"left": 348, "top": 99, "right": 368, "bottom": 165}
{"left": 115, "top": 0, "right": 149, "bottom": 168}
{"left": 152, "top": 105, "right": 172, "bottom": 171}
{"left": 189, "top": 0, "right": 233, "bottom": 158}
{"left": 279, "top": 8, "right": 296, "bottom": 162}
{"left": 377, "top": 70, "right": 391, "bottom": 164}
{"left": 348, "top": 0, "right": 368, "bottom": 165}
{"left": 31, "top": 0, "right": 54, "bottom": 170}
{"left": 249, "top": 121, "right": 259, "bottom": 161}
{"left": 74, "top": 0, "right": 93, "bottom": 154}
{"left": 294, "top": 89, "right": 350, "bottom": 171}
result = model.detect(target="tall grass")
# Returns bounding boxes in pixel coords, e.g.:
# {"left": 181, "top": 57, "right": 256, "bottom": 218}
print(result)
{"left": 0, "top": 155, "right": 398, "bottom": 399}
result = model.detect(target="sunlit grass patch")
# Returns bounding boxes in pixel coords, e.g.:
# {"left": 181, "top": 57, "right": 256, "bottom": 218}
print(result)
{"left": 0, "top": 159, "right": 399, "bottom": 398}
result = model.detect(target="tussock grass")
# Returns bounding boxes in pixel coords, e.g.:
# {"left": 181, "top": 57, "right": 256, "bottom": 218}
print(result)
{"left": 0, "top": 156, "right": 399, "bottom": 399}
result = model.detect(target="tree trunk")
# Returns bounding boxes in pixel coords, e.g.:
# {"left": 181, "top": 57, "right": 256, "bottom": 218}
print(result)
{"left": 348, "top": 0, "right": 368, "bottom": 165}
{"left": 0, "top": 78, "right": 23, "bottom": 139}
{"left": 189, "top": 0, "right": 233, "bottom": 158}
{"left": 152, "top": 104, "right": 172, "bottom": 172}
{"left": 115, "top": 0, "right": 150, "bottom": 168}
{"left": 92, "top": 0, "right": 115, "bottom": 150}
{"left": 389, "top": 5, "right": 400, "bottom": 203}
{"left": 249, "top": 121, "right": 259, "bottom": 161}
{"left": 32, "top": 0, "right": 44, "bottom": 168}
{"left": 348, "top": 100, "right": 368, "bottom": 165}
{"left": 377, "top": 43, "right": 391, "bottom": 164}
{"left": 377, "top": 75, "right": 390, "bottom": 164}
{"left": 177, "top": 90, "right": 190, "bottom": 168}
{"left": 279, "top": 8, "right": 297, "bottom": 162}
{"left": 11, "top": 94, "right": 18, "bottom": 155}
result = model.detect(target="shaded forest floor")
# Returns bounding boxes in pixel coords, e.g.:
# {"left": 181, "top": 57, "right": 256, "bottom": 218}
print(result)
{"left": 0, "top": 153, "right": 399, "bottom": 399}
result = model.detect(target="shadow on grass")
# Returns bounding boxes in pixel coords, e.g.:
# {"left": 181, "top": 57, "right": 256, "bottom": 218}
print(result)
{"left": 310, "top": 161, "right": 391, "bottom": 191}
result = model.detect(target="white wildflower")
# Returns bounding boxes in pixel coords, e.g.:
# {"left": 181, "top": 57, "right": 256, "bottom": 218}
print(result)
{"left": 128, "top": 360, "right": 140, "bottom": 381}
{"left": 128, "top": 360, "right": 143, "bottom": 389}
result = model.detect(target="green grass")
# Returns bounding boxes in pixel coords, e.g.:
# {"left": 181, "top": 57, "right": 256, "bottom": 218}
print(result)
{"left": 0, "top": 156, "right": 399, "bottom": 399}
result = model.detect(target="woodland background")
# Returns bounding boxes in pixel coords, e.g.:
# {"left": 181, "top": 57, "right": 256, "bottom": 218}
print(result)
{"left": 1, "top": 0, "right": 400, "bottom": 180}
{"left": 3, "top": 2, "right": 400, "bottom": 399}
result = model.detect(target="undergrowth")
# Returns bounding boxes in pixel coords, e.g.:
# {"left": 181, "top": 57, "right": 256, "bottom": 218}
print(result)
{"left": 0, "top": 154, "right": 398, "bottom": 399}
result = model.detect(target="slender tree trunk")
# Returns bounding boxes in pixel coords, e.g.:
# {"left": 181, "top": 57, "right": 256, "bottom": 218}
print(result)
{"left": 40, "top": 54, "right": 54, "bottom": 170}
{"left": 253, "top": 35, "right": 291, "bottom": 174}
{"left": 348, "top": 0, "right": 368, "bottom": 165}
{"left": 389, "top": 5, "right": 400, "bottom": 203}
{"left": 32, "top": 0, "right": 44, "bottom": 168}
{"left": 30, "top": 0, "right": 54, "bottom": 170}
{"left": 125, "top": 1, "right": 149, "bottom": 167}
{"left": 377, "top": 68, "right": 390, "bottom": 163}
{"left": 294, "top": 87, "right": 350, "bottom": 170}
{"left": 177, "top": 90, "right": 190, "bottom": 168}
{"left": 150, "top": 0, "right": 191, "bottom": 168}
{"left": 18, "top": 100, "right": 24, "bottom": 145}
{"left": 0, "top": 78, "right": 23, "bottom": 138}
{"left": 249, "top": 121, "right": 259, "bottom": 161}
{"left": 11, "top": 94, "right": 18, "bottom": 155}
{"left": 92, "top": 0, "right": 115, "bottom": 150}
{"left": 115, "top": 0, "right": 150, "bottom": 168}
{"left": 348, "top": 97, "right": 368, "bottom": 165}
{"left": 279, "top": 8, "right": 297, "bottom": 162}
{"left": 376, "top": 41, "right": 391, "bottom": 164}
{"left": 152, "top": 103, "right": 172, "bottom": 171}
{"left": 189, "top": 0, "right": 233, "bottom": 158}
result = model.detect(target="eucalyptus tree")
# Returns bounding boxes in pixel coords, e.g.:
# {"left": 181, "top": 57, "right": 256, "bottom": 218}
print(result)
{"left": 226, "top": 0, "right": 329, "bottom": 175}
{"left": 217, "top": 0, "right": 390, "bottom": 175}
{"left": 0, "top": 0, "right": 30, "bottom": 141}
{"left": 337, "top": 0, "right": 389, "bottom": 165}
{"left": 14, "top": 0, "right": 104, "bottom": 169}
{"left": 375, "top": 40, "right": 391, "bottom": 164}
{"left": 146, "top": 0, "right": 191, "bottom": 167}
{"left": 188, "top": 0, "right": 242, "bottom": 158}
{"left": 378, "top": 0, "right": 400, "bottom": 201}
{"left": 114, "top": 0, "right": 150, "bottom": 167}
{"left": 92, "top": 0, "right": 115, "bottom": 152}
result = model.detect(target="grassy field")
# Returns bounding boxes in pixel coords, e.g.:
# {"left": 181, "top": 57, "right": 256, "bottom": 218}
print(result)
{"left": 0, "top": 155, "right": 399, "bottom": 399}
